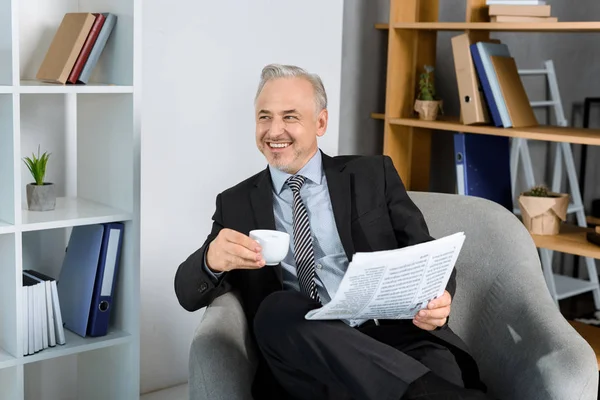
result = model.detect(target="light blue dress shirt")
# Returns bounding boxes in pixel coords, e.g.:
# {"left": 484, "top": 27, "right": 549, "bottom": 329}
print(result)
{"left": 207, "top": 150, "right": 366, "bottom": 327}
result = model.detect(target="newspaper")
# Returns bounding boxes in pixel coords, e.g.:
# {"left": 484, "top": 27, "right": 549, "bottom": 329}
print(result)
{"left": 305, "top": 232, "right": 465, "bottom": 320}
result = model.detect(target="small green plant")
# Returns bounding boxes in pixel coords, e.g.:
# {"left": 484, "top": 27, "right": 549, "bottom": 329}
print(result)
{"left": 23, "top": 145, "right": 51, "bottom": 186}
{"left": 522, "top": 184, "right": 558, "bottom": 198}
{"left": 417, "top": 65, "right": 436, "bottom": 101}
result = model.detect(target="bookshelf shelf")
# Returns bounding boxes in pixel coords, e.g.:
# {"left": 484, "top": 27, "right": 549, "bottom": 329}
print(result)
{"left": 371, "top": 112, "right": 385, "bottom": 120}
{"left": 587, "top": 216, "right": 600, "bottom": 226}
{"left": 21, "top": 197, "right": 132, "bottom": 232}
{"left": 376, "top": 22, "right": 600, "bottom": 32}
{"left": 388, "top": 116, "right": 600, "bottom": 146}
{"left": 532, "top": 223, "right": 600, "bottom": 259}
{"left": 20, "top": 329, "right": 131, "bottom": 365}
{"left": 0, "top": 86, "right": 12, "bottom": 94}
{"left": 18, "top": 81, "right": 134, "bottom": 94}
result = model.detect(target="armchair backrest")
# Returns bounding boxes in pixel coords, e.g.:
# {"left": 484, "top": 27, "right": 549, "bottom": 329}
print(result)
{"left": 407, "top": 191, "right": 547, "bottom": 340}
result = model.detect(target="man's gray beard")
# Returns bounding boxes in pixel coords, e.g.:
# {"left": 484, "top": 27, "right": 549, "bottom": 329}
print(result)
{"left": 269, "top": 148, "right": 302, "bottom": 174}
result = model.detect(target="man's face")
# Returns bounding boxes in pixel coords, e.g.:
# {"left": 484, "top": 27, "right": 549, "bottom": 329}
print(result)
{"left": 255, "top": 77, "right": 327, "bottom": 174}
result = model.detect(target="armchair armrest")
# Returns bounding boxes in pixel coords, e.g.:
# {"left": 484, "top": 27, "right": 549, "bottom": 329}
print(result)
{"left": 189, "top": 291, "right": 258, "bottom": 400}
{"left": 469, "top": 265, "right": 599, "bottom": 400}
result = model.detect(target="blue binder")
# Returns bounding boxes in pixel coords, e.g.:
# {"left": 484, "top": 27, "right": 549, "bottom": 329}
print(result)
{"left": 454, "top": 133, "right": 513, "bottom": 211}
{"left": 57, "top": 224, "right": 104, "bottom": 337}
{"left": 87, "top": 222, "right": 124, "bottom": 337}
{"left": 57, "top": 223, "right": 124, "bottom": 338}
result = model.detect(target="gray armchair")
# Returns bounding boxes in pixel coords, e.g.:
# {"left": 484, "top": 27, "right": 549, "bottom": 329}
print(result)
{"left": 188, "top": 192, "right": 599, "bottom": 400}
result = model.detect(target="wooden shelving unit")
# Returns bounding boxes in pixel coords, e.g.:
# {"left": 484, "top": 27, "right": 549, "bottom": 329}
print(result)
{"left": 0, "top": 0, "right": 141, "bottom": 398}
{"left": 390, "top": 116, "right": 600, "bottom": 146}
{"left": 377, "top": 0, "right": 600, "bottom": 306}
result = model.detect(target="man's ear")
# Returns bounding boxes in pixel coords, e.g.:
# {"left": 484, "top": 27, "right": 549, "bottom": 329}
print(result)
{"left": 316, "top": 108, "right": 328, "bottom": 137}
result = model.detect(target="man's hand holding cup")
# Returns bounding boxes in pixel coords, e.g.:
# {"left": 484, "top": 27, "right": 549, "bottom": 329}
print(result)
{"left": 206, "top": 228, "right": 289, "bottom": 272}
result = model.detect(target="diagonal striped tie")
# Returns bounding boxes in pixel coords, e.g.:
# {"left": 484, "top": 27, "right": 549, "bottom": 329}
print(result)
{"left": 287, "top": 175, "right": 320, "bottom": 303}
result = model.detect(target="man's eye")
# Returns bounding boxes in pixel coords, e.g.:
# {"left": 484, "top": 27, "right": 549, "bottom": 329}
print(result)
{"left": 284, "top": 116, "right": 297, "bottom": 120}
{"left": 259, "top": 115, "right": 270, "bottom": 120}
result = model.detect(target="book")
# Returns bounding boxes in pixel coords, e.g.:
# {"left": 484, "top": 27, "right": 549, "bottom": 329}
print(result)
{"left": 67, "top": 13, "right": 106, "bottom": 84}
{"left": 490, "top": 55, "right": 538, "bottom": 128}
{"left": 488, "top": 4, "right": 552, "bottom": 17}
{"left": 487, "top": 0, "right": 546, "bottom": 5}
{"left": 77, "top": 13, "right": 118, "bottom": 84}
{"left": 491, "top": 15, "right": 557, "bottom": 22}
{"left": 36, "top": 13, "right": 96, "bottom": 84}
{"left": 451, "top": 33, "right": 491, "bottom": 125}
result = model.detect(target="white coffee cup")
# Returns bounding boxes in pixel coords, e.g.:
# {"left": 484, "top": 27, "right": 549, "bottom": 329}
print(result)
{"left": 249, "top": 229, "right": 290, "bottom": 266}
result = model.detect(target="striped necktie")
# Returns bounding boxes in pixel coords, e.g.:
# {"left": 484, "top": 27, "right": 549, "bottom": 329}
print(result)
{"left": 287, "top": 175, "right": 320, "bottom": 303}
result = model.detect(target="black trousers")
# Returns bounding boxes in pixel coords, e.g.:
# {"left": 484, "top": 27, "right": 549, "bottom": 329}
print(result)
{"left": 253, "top": 290, "right": 488, "bottom": 400}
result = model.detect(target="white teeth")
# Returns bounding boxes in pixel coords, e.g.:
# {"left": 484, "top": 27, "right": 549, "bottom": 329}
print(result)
{"left": 269, "top": 143, "right": 290, "bottom": 148}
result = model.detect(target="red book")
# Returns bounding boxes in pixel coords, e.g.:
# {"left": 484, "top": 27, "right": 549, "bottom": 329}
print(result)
{"left": 67, "top": 13, "right": 106, "bottom": 84}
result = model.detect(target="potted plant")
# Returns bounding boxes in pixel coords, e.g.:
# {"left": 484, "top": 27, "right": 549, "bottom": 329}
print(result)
{"left": 518, "top": 184, "right": 569, "bottom": 235}
{"left": 23, "top": 146, "right": 55, "bottom": 211}
{"left": 414, "top": 65, "right": 443, "bottom": 121}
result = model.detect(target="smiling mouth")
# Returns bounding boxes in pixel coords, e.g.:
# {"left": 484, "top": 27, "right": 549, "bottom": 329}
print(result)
{"left": 268, "top": 142, "right": 291, "bottom": 149}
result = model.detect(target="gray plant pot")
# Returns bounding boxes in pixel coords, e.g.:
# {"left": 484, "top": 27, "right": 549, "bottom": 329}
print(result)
{"left": 26, "top": 183, "right": 56, "bottom": 211}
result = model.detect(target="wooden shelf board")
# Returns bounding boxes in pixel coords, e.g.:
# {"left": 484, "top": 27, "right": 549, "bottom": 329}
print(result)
{"left": 371, "top": 112, "right": 385, "bottom": 120}
{"left": 21, "top": 197, "right": 132, "bottom": 232}
{"left": 375, "top": 23, "right": 389, "bottom": 30}
{"left": 389, "top": 116, "right": 600, "bottom": 146}
{"left": 531, "top": 223, "right": 600, "bottom": 259}
{"left": 19, "top": 81, "right": 133, "bottom": 94}
{"left": 568, "top": 320, "right": 600, "bottom": 370}
{"left": 21, "top": 329, "right": 132, "bottom": 365}
{"left": 0, "top": 347, "right": 17, "bottom": 369}
{"left": 587, "top": 216, "right": 600, "bottom": 226}
{"left": 392, "top": 21, "right": 600, "bottom": 32}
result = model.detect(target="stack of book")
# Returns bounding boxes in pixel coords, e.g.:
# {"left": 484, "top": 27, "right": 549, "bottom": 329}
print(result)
{"left": 486, "top": 0, "right": 557, "bottom": 22}
{"left": 22, "top": 270, "right": 66, "bottom": 356}
{"left": 36, "top": 12, "right": 117, "bottom": 85}
{"left": 451, "top": 34, "right": 538, "bottom": 128}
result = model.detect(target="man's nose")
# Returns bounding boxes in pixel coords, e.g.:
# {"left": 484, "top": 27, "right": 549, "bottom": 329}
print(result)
{"left": 270, "top": 117, "right": 285, "bottom": 135}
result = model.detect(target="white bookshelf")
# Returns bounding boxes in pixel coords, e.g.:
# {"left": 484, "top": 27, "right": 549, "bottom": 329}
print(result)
{"left": 1, "top": 0, "right": 141, "bottom": 397}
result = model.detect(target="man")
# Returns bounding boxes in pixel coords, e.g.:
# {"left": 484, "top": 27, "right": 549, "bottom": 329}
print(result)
{"left": 175, "top": 64, "right": 494, "bottom": 400}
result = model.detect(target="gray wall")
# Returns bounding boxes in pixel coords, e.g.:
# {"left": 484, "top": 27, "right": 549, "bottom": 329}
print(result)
{"left": 339, "top": 0, "right": 600, "bottom": 214}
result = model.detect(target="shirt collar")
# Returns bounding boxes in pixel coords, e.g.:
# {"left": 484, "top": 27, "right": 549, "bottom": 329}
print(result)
{"left": 269, "top": 149, "right": 323, "bottom": 194}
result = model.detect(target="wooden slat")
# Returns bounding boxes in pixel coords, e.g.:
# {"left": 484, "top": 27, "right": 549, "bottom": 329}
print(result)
{"left": 375, "top": 23, "right": 389, "bottom": 30}
{"left": 466, "top": 0, "right": 491, "bottom": 42}
{"left": 389, "top": 116, "right": 600, "bottom": 146}
{"left": 371, "top": 112, "right": 385, "bottom": 120}
{"left": 382, "top": 0, "right": 439, "bottom": 192}
{"left": 531, "top": 224, "right": 600, "bottom": 260}
{"left": 569, "top": 320, "right": 600, "bottom": 370}
{"left": 383, "top": 0, "right": 418, "bottom": 189}
{"left": 392, "top": 21, "right": 600, "bottom": 32}
{"left": 587, "top": 216, "right": 600, "bottom": 226}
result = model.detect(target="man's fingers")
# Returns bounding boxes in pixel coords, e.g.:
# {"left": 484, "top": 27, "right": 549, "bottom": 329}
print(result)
{"left": 413, "top": 319, "right": 437, "bottom": 331}
{"left": 417, "top": 306, "right": 450, "bottom": 320}
{"left": 226, "top": 253, "right": 265, "bottom": 269}
{"left": 226, "top": 241, "right": 262, "bottom": 262}
{"left": 428, "top": 291, "right": 451, "bottom": 309}
{"left": 225, "top": 229, "right": 262, "bottom": 252}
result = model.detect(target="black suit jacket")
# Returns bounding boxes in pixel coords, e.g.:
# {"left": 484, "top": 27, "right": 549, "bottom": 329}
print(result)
{"left": 174, "top": 152, "right": 482, "bottom": 399}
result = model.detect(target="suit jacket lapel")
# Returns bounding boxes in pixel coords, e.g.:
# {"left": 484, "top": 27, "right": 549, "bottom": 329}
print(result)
{"left": 322, "top": 152, "right": 355, "bottom": 261}
{"left": 250, "top": 168, "right": 282, "bottom": 284}
{"left": 250, "top": 167, "right": 276, "bottom": 230}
